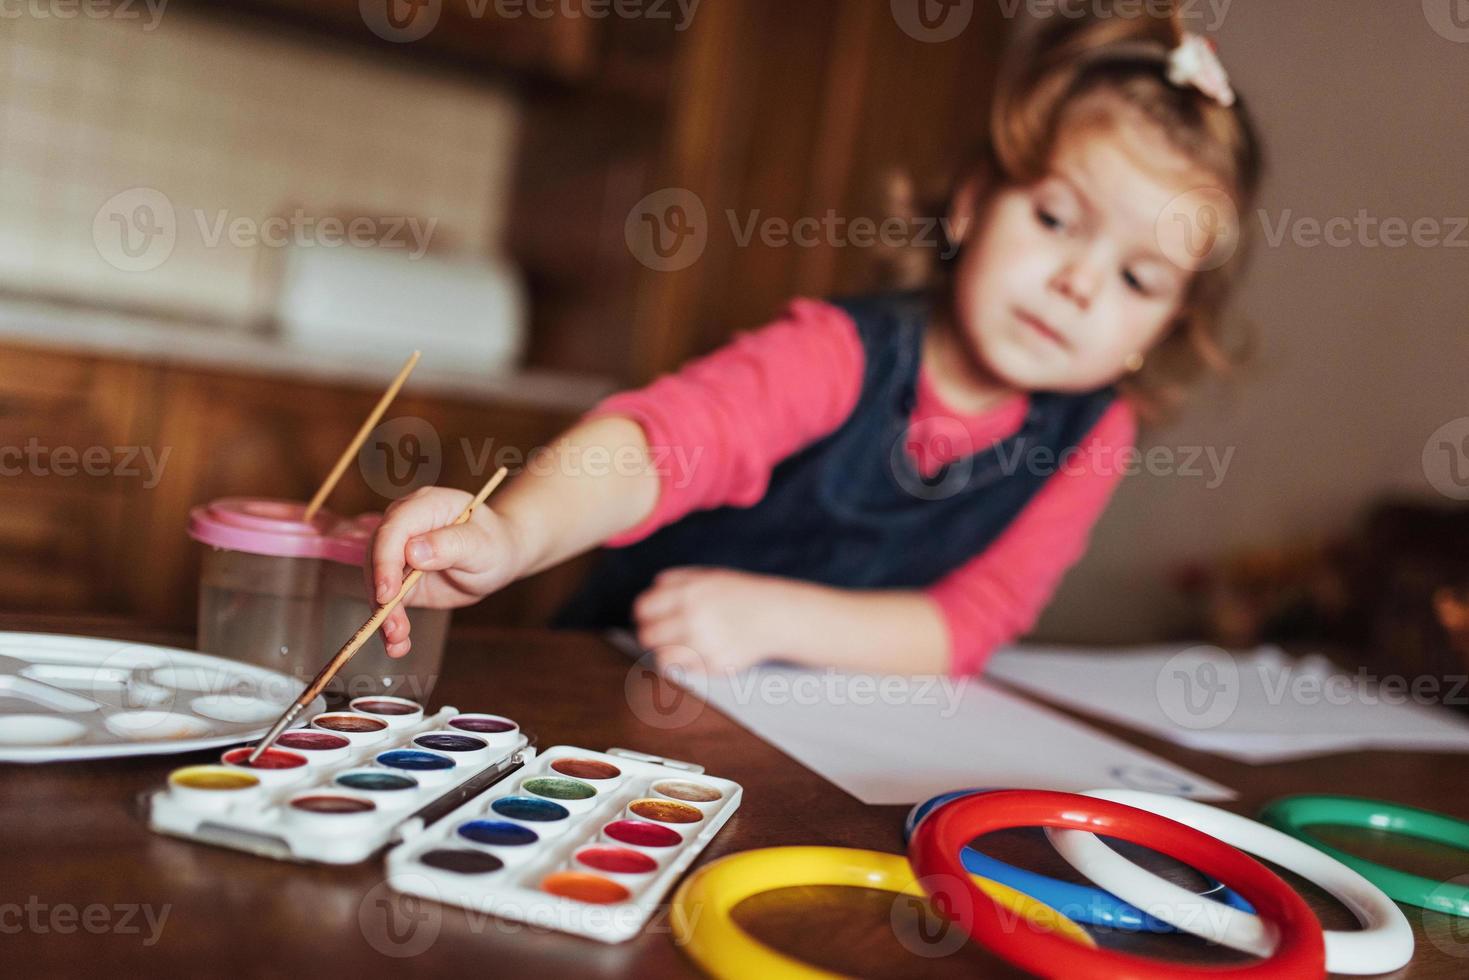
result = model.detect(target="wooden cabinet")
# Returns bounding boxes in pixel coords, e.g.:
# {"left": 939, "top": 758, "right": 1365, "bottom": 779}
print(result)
{"left": 509, "top": 0, "right": 1011, "bottom": 386}
{"left": 172, "top": 1, "right": 1011, "bottom": 391}
{"left": 0, "top": 341, "right": 588, "bottom": 632}
{"left": 0, "top": 348, "right": 150, "bottom": 613}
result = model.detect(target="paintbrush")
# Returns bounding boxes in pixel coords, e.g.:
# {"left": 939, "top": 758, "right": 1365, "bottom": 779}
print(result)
{"left": 304, "top": 350, "right": 421, "bottom": 523}
{"left": 246, "top": 466, "right": 510, "bottom": 765}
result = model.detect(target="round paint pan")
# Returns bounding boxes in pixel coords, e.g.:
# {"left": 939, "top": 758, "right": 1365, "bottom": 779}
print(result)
{"left": 489, "top": 795, "right": 574, "bottom": 838}
{"left": 0, "top": 715, "right": 88, "bottom": 747}
{"left": 374, "top": 748, "right": 458, "bottom": 788}
{"left": 348, "top": 696, "right": 424, "bottom": 729}
{"left": 168, "top": 765, "right": 263, "bottom": 813}
{"left": 570, "top": 844, "right": 658, "bottom": 890}
{"left": 650, "top": 778, "right": 725, "bottom": 811}
{"left": 625, "top": 797, "right": 704, "bottom": 838}
{"left": 445, "top": 713, "right": 520, "bottom": 749}
{"left": 220, "top": 747, "right": 310, "bottom": 787}
{"left": 190, "top": 694, "right": 289, "bottom": 725}
{"left": 418, "top": 848, "right": 506, "bottom": 877}
{"left": 106, "top": 711, "right": 212, "bottom": 742}
{"left": 283, "top": 792, "right": 379, "bottom": 831}
{"left": 272, "top": 730, "right": 352, "bottom": 766}
{"left": 547, "top": 755, "right": 625, "bottom": 791}
{"left": 541, "top": 871, "right": 630, "bottom": 905}
{"left": 411, "top": 730, "right": 494, "bottom": 766}
{"left": 599, "top": 819, "right": 685, "bottom": 862}
{"left": 455, "top": 819, "right": 541, "bottom": 865}
{"left": 309, "top": 712, "right": 390, "bottom": 747}
{"left": 521, "top": 775, "right": 598, "bottom": 814}
{"left": 333, "top": 769, "right": 422, "bottom": 810}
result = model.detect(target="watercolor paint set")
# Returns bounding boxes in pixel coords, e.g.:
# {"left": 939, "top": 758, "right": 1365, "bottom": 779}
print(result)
{"left": 0, "top": 632, "right": 326, "bottom": 763}
{"left": 386, "top": 745, "right": 743, "bottom": 944}
{"left": 147, "top": 698, "right": 530, "bottom": 864}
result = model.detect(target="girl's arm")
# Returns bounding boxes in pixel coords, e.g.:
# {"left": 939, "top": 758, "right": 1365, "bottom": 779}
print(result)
{"left": 368, "top": 415, "right": 663, "bottom": 656}
{"left": 371, "top": 300, "right": 865, "bottom": 658}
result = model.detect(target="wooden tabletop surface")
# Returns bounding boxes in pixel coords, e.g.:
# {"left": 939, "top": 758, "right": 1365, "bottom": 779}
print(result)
{"left": 6, "top": 616, "right": 1469, "bottom": 978}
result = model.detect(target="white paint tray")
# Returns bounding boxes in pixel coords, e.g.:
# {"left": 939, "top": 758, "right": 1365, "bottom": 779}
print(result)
{"left": 0, "top": 631, "right": 327, "bottom": 763}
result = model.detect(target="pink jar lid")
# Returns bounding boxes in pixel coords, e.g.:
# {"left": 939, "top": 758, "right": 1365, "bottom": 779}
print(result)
{"left": 187, "top": 498, "right": 382, "bottom": 566}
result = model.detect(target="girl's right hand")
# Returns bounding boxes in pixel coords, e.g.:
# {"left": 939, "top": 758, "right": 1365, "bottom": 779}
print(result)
{"left": 367, "top": 485, "right": 528, "bottom": 658}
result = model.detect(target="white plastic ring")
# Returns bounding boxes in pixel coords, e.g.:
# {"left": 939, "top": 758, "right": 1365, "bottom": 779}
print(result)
{"left": 1045, "top": 789, "right": 1413, "bottom": 975}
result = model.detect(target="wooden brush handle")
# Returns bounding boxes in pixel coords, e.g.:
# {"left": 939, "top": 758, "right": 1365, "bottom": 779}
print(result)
{"left": 303, "top": 350, "right": 421, "bottom": 523}
{"left": 247, "top": 466, "right": 509, "bottom": 762}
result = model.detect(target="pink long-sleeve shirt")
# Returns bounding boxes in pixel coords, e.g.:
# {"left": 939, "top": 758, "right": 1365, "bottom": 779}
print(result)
{"left": 589, "top": 298, "right": 1137, "bottom": 675}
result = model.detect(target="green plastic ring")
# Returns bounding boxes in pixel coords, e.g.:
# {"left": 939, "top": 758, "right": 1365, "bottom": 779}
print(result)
{"left": 1260, "top": 794, "right": 1469, "bottom": 917}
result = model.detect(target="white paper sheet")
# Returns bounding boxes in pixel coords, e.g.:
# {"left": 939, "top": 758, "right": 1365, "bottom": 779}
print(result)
{"left": 697, "top": 666, "right": 1235, "bottom": 805}
{"left": 986, "top": 644, "right": 1469, "bottom": 764}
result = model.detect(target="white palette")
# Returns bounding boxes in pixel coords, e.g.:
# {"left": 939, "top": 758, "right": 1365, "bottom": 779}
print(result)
{"left": 147, "top": 705, "right": 531, "bottom": 864}
{"left": 0, "top": 632, "right": 326, "bottom": 763}
{"left": 387, "top": 746, "right": 743, "bottom": 944}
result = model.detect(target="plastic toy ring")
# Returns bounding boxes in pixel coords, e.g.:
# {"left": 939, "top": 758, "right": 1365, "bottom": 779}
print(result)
{"left": 905, "top": 788, "right": 1253, "bottom": 931}
{"left": 670, "top": 845, "right": 1094, "bottom": 979}
{"left": 1262, "top": 794, "right": 1469, "bottom": 918}
{"left": 1048, "top": 789, "right": 1413, "bottom": 974}
{"left": 908, "top": 789, "right": 1326, "bottom": 979}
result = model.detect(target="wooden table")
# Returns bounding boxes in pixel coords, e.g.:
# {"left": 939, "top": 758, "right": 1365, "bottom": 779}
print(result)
{"left": 6, "top": 619, "right": 1469, "bottom": 977}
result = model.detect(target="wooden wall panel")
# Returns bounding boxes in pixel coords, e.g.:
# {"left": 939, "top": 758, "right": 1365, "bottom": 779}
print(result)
{"left": 0, "top": 343, "right": 586, "bottom": 632}
{"left": 629, "top": 0, "right": 1012, "bottom": 378}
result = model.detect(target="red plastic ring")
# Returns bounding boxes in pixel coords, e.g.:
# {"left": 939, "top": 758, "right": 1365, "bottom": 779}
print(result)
{"left": 908, "top": 789, "right": 1326, "bottom": 979}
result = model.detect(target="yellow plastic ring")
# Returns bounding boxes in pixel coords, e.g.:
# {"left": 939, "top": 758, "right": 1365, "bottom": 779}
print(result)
{"left": 670, "top": 846, "right": 1095, "bottom": 979}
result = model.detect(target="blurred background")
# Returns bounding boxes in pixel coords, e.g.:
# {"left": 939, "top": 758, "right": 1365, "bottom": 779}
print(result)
{"left": 1, "top": 1, "right": 1466, "bottom": 685}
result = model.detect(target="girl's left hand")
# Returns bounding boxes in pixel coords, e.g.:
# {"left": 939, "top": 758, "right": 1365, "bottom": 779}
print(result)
{"left": 631, "top": 566, "right": 794, "bottom": 675}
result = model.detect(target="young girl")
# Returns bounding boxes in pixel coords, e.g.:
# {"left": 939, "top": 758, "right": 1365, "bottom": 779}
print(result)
{"left": 369, "top": 8, "right": 1262, "bottom": 679}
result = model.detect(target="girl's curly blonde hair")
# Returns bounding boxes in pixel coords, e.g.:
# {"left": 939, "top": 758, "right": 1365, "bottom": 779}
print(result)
{"left": 884, "top": 1, "right": 1264, "bottom": 424}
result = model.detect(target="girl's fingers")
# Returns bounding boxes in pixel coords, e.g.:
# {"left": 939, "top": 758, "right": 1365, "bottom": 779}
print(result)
{"left": 386, "top": 636, "right": 412, "bottom": 659}
{"left": 405, "top": 522, "right": 497, "bottom": 574}
{"left": 382, "top": 607, "right": 411, "bottom": 642}
{"left": 632, "top": 583, "right": 681, "bottom": 624}
{"left": 654, "top": 566, "right": 699, "bottom": 586}
{"left": 656, "top": 644, "right": 709, "bottom": 675}
{"left": 370, "top": 488, "right": 470, "bottom": 603}
{"left": 636, "top": 615, "right": 686, "bottom": 652}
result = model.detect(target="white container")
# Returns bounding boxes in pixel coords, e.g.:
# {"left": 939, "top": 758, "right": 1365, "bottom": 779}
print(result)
{"left": 276, "top": 245, "right": 527, "bottom": 375}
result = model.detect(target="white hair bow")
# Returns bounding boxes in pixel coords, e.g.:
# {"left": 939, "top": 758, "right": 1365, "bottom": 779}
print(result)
{"left": 1167, "top": 32, "right": 1236, "bottom": 107}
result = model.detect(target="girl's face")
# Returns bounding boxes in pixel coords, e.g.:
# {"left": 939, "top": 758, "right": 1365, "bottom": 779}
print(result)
{"left": 951, "top": 105, "right": 1229, "bottom": 392}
